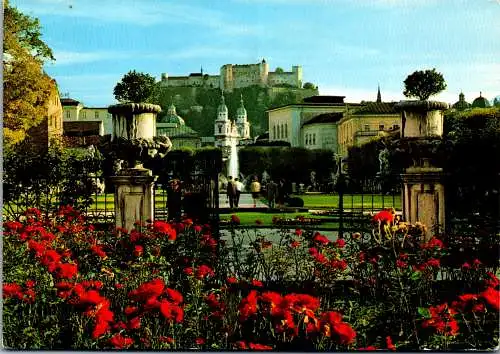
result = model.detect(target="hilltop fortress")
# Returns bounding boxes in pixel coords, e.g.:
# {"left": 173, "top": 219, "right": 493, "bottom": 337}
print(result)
{"left": 160, "top": 59, "right": 303, "bottom": 91}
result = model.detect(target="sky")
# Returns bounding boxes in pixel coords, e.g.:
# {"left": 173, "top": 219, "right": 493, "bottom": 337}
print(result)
{"left": 11, "top": 0, "right": 500, "bottom": 107}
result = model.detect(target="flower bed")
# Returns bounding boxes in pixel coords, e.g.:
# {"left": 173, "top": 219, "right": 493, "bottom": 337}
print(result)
{"left": 2, "top": 207, "right": 499, "bottom": 350}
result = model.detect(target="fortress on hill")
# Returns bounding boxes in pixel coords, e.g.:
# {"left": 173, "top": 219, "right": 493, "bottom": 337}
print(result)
{"left": 160, "top": 59, "right": 303, "bottom": 91}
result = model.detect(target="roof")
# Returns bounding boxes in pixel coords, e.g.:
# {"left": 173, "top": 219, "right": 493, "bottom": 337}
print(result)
{"left": 60, "top": 98, "right": 81, "bottom": 106}
{"left": 267, "top": 102, "right": 362, "bottom": 112}
{"left": 303, "top": 95, "right": 345, "bottom": 104}
{"left": 302, "top": 113, "right": 343, "bottom": 126}
{"left": 189, "top": 73, "right": 203, "bottom": 77}
{"left": 352, "top": 102, "right": 398, "bottom": 115}
{"left": 157, "top": 124, "right": 199, "bottom": 138}
{"left": 472, "top": 95, "right": 490, "bottom": 108}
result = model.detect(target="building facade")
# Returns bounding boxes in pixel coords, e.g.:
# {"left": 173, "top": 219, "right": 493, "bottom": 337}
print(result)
{"left": 61, "top": 98, "right": 113, "bottom": 136}
{"left": 267, "top": 94, "right": 401, "bottom": 156}
{"left": 214, "top": 94, "right": 251, "bottom": 148}
{"left": 160, "top": 59, "right": 302, "bottom": 92}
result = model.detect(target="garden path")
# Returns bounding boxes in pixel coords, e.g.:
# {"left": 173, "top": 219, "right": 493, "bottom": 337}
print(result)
{"left": 219, "top": 193, "right": 268, "bottom": 209}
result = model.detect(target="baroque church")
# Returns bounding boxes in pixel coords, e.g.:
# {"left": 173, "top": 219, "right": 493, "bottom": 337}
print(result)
{"left": 214, "top": 93, "right": 251, "bottom": 149}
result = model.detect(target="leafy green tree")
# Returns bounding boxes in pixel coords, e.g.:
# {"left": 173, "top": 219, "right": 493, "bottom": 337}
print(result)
{"left": 303, "top": 82, "right": 316, "bottom": 90}
{"left": 275, "top": 67, "right": 284, "bottom": 74}
{"left": 113, "top": 70, "right": 156, "bottom": 103}
{"left": 403, "top": 68, "right": 446, "bottom": 100}
{"left": 3, "top": 0, "right": 55, "bottom": 147}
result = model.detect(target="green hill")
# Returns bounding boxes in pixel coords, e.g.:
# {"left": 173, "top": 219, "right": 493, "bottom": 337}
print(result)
{"left": 152, "top": 85, "right": 318, "bottom": 137}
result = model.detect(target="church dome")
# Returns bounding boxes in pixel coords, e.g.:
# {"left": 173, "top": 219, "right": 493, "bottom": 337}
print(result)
{"left": 472, "top": 92, "right": 490, "bottom": 108}
{"left": 452, "top": 92, "right": 471, "bottom": 110}
{"left": 161, "top": 103, "right": 185, "bottom": 125}
{"left": 236, "top": 95, "right": 247, "bottom": 117}
{"left": 218, "top": 94, "right": 228, "bottom": 114}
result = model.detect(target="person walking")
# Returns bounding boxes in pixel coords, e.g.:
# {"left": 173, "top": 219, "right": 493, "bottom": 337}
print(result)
{"left": 234, "top": 178, "right": 244, "bottom": 208}
{"left": 250, "top": 176, "right": 261, "bottom": 208}
{"left": 267, "top": 180, "right": 277, "bottom": 209}
{"left": 167, "top": 178, "right": 182, "bottom": 221}
{"left": 226, "top": 176, "right": 237, "bottom": 209}
{"left": 277, "top": 178, "right": 287, "bottom": 210}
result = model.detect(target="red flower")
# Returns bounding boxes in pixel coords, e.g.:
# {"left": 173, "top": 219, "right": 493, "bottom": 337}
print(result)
{"left": 128, "top": 316, "right": 141, "bottom": 330}
{"left": 421, "top": 237, "right": 444, "bottom": 250}
{"left": 25, "top": 280, "right": 36, "bottom": 288}
{"left": 295, "top": 229, "right": 303, "bottom": 236}
{"left": 196, "top": 265, "right": 214, "bottom": 279}
{"left": 386, "top": 336, "right": 396, "bottom": 351}
{"left": 124, "top": 306, "right": 139, "bottom": 315}
{"left": 183, "top": 267, "right": 194, "bottom": 276}
{"left": 290, "top": 241, "right": 300, "bottom": 248}
{"left": 193, "top": 225, "right": 202, "bottom": 233}
{"left": 235, "top": 341, "right": 248, "bottom": 349}
{"left": 249, "top": 343, "right": 273, "bottom": 350}
{"left": 251, "top": 279, "right": 263, "bottom": 287}
{"left": 3, "top": 283, "right": 24, "bottom": 300}
{"left": 335, "top": 239, "right": 346, "bottom": 248}
{"left": 165, "top": 288, "right": 183, "bottom": 305}
{"left": 159, "top": 336, "right": 175, "bottom": 344}
{"left": 90, "top": 244, "right": 107, "bottom": 258}
{"left": 313, "top": 233, "right": 330, "bottom": 245}
{"left": 426, "top": 258, "right": 440, "bottom": 268}
{"left": 481, "top": 287, "right": 500, "bottom": 311}
{"left": 485, "top": 272, "right": 500, "bottom": 289}
{"left": 227, "top": 276, "right": 238, "bottom": 284}
{"left": 115, "top": 283, "right": 124, "bottom": 289}
{"left": 331, "top": 259, "right": 348, "bottom": 271}
{"left": 372, "top": 210, "right": 394, "bottom": 224}
{"left": 128, "top": 278, "right": 165, "bottom": 302}
{"left": 56, "top": 263, "right": 78, "bottom": 279}
{"left": 109, "top": 334, "right": 134, "bottom": 349}
{"left": 152, "top": 221, "right": 177, "bottom": 240}
{"left": 133, "top": 245, "right": 144, "bottom": 257}
{"left": 231, "top": 214, "right": 240, "bottom": 224}
{"left": 239, "top": 290, "right": 259, "bottom": 321}
{"left": 160, "top": 301, "right": 184, "bottom": 323}
{"left": 396, "top": 260, "right": 407, "bottom": 268}
{"left": 472, "top": 303, "right": 485, "bottom": 313}
{"left": 195, "top": 337, "right": 205, "bottom": 345}
{"left": 332, "top": 322, "right": 357, "bottom": 345}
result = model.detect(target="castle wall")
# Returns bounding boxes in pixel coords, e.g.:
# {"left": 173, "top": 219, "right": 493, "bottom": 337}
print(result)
{"left": 268, "top": 71, "right": 301, "bottom": 88}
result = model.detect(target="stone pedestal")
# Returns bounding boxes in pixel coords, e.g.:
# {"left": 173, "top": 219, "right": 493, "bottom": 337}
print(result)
{"left": 396, "top": 100, "right": 448, "bottom": 241}
{"left": 402, "top": 162, "right": 445, "bottom": 241}
{"left": 109, "top": 168, "right": 157, "bottom": 232}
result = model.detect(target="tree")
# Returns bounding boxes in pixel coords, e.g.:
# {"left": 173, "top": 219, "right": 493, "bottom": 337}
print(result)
{"left": 403, "top": 68, "right": 446, "bottom": 101}
{"left": 275, "top": 67, "right": 284, "bottom": 74}
{"left": 303, "top": 82, "right": 316, "bottom": 90}
{"left": 113, "top": 70, "right": 156, "bottom": 103}
{"left": 3, "top": 0, "right": 55, "bottom": 147}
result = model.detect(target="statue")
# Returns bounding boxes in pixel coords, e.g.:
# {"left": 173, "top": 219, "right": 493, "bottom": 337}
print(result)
{"left": 378, "top": 147, "right": 390, "bottom": 176}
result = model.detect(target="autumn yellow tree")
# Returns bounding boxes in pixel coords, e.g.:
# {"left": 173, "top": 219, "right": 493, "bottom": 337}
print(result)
{"left": 3, "top": 0, "right": 55, "bottom": 147}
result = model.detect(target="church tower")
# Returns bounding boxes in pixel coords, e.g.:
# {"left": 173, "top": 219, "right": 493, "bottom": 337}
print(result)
{"left": 377, "top": 84, "right": 382, "bottom": 103}
{"left": 236, "top": 94, "right": 251, "bottom": 139}
{"left": 214, "top": 91, "right": 232, "bottom": 147}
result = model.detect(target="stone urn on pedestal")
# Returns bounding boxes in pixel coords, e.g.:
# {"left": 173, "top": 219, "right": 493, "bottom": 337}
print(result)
{"left": 107, "top": 103, "right": 172, "bottom": 231}
{"left": 395, "top": 100, "right": 448, "bottom": 240}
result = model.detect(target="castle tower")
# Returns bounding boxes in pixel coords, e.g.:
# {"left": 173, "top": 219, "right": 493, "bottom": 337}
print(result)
{"left": 214, "top": 91, "right": 232, "bottom": 147}
{"left": 236, "top": 94, "right": 251, "bottom": 139}
{"left": 259, "top": 58, "right": 269, "bottom": 87}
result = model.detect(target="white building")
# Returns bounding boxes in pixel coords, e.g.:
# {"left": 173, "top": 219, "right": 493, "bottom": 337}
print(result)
{"left": 214, "top": 93, "right": 251, "bottom": 148}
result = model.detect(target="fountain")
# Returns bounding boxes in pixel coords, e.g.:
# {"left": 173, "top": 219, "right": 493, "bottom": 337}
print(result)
{"left": 228, "top": 139, "right": 239, "bottom": 180}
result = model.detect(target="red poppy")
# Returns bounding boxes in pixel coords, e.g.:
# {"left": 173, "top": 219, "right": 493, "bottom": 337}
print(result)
{"left": 295, "top": 229, "right": 303, "bottom": 236}
{"left": 133, "top": 245, "right": 144, "bottom": 257}
{"left": 421, "top": 237, "right": 444, "bottom": 250}
{"left": 128, "top": 278, "right": 165, "bottom": 302}
{"left": 115, "top": 283, "right": 124, "bottom": 289}
{"left": 25, "top": 280, "right": 36, "bottom": 288}
{"left": 290, "top": 241, "right": 300, "bottom": 248}
{"left": 231, "top": 215, "right": 240, "bottom": 224}
{"left": 251, "top": 279, "right": 263, "bottom": 287}
{"left": 90, "top": 244, "right": 107, "bottom": 258}
{"left": 183, "top": 267, "right": 194, "bottom": 276}
{"left": 196, "top": 265, "right": 214, "bottom": 279}
{"left": 386, "top": 336, "right": 396, "bottom": 351}
{"left": 249, "top": 343, "right": 273, "bottom": 350}
{"left": 396, "top": 260, "right": 407, "bottom": 268}
{"left": 193, "top": 225, "right": 202, "bottom": 233}
{"left": 227, "top": 276, "right": 238, "bottom": 284}
{"left": 332, "top": 322, "right": 357, "bottom": 345}
{"left": 3, "top": 283, "right": 24, "bottom": 300}
{"left": 128, "top": 316, "right": 141, "bottom": 330}
{"left": 239, "top": 290, "right": 259, "bottom": 321}
{"left": 331, "top": 259, "right": 348, "bottom": 271}
{"left": 335, "top": 239, "right": 346, "bottom": 248}
{"left": 109, "top": 334, "right": 134, "bottom": 349}
{"left": 159, "top": 336, "right": 175, "bottom": 344}
{"left": 372, "top": 210, "right": 394, "bottom": 224}
{"left": 485, "top": 272, "right": 500, "bottom": 289}
{"left": 124, "top": 306, "right": 139, "bottom": 315}
{"left": 152, "top": 221, "right": 177, "bottom": 240}
{"left": 235, "top": 341, "right": 248, "bottom": 349}
{"left": 165, "top": 288, "right": 183, "bottom": 305}
{"left": 481, "top": 287, "right": 500, "bottom": 311}
{"left": 195, "top": 337, "right": 205, "bottom": 345}
{"left": 56, "top": 263, "right": 78, "bottom": 279}
{"left": 313, "top": 234, "right": 330, "bottom": 245}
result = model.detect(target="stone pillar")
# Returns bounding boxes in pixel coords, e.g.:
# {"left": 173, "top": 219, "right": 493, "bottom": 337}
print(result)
{"left": 395, "top": 100, "right": 448, "bottom": 241}
{"left": 109, "top": 169, "right": 157, "bottom": 232}
{"left": 107, "top": 103, "right": 170, "bottom": 232}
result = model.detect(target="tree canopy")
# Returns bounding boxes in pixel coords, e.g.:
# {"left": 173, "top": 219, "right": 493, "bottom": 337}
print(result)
{"left": 113, "top": 70, "right": 156, "bottom": 103}
{"left": 3, "top": 0, "right": 55, "bottom": 148}
{"left": 403, "top": 68, "right": 446, "bottom": 101}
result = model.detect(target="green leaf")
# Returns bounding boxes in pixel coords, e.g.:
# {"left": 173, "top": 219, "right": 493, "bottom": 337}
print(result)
{"left": 418, "top": 307, "right": 431, "bottom": 318}
{"left": 410, "top": 271, "right": 421, "bottom": 280}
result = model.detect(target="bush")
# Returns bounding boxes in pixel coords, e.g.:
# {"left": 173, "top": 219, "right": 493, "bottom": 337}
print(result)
{"left": 286, "top": 197, "right": 304, "bottom": 207}
{"left": 3, "top": 207, "right": 499, "bottom": 350}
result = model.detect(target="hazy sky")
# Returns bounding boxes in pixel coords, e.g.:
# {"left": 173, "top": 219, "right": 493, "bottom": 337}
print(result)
{"left": 11, "top": 0, "right": 500, "bottom": 107}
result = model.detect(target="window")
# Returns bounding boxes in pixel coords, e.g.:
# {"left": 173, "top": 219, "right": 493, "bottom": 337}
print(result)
{"left": 280, "top": 124, "right": 284, "bottom": 139}
{"left": 277, "top": 126, "right": 280, "bottom": 139}
{"left": 218, "top": 125, "right": 222, "bottom": 134}
{"left": 312, "top": 134, "right": 316, "bottom": 145}
{"left": 379, "top": 124, "right": 385, "bottom": 131}
{"left": 364, "top": 124, "right": 370, "bottom": 131}
{"left": 81, "top": 111, "right": 86, "bottom": 119}
{"left": 66, "top": 111, "right": 70, "bottom": 119}
{"left": 285, "top": 123, "right": 288, "bottom": 138}
{"left": 95, "top": 111, "right": 99, "bottom": 119}
{"left": 305, "top": 134, "right": 309, "bottom": 145}
{"left": 273, "top": 126, "right": 276, "bottom": 139}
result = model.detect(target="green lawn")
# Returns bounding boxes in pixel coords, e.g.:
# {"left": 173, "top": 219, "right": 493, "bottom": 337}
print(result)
{"left": 291, "top": 193, "right": 401, "bottom": 210}
{"left": 219, "top": 211, "right": 345, "bottom": 229}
